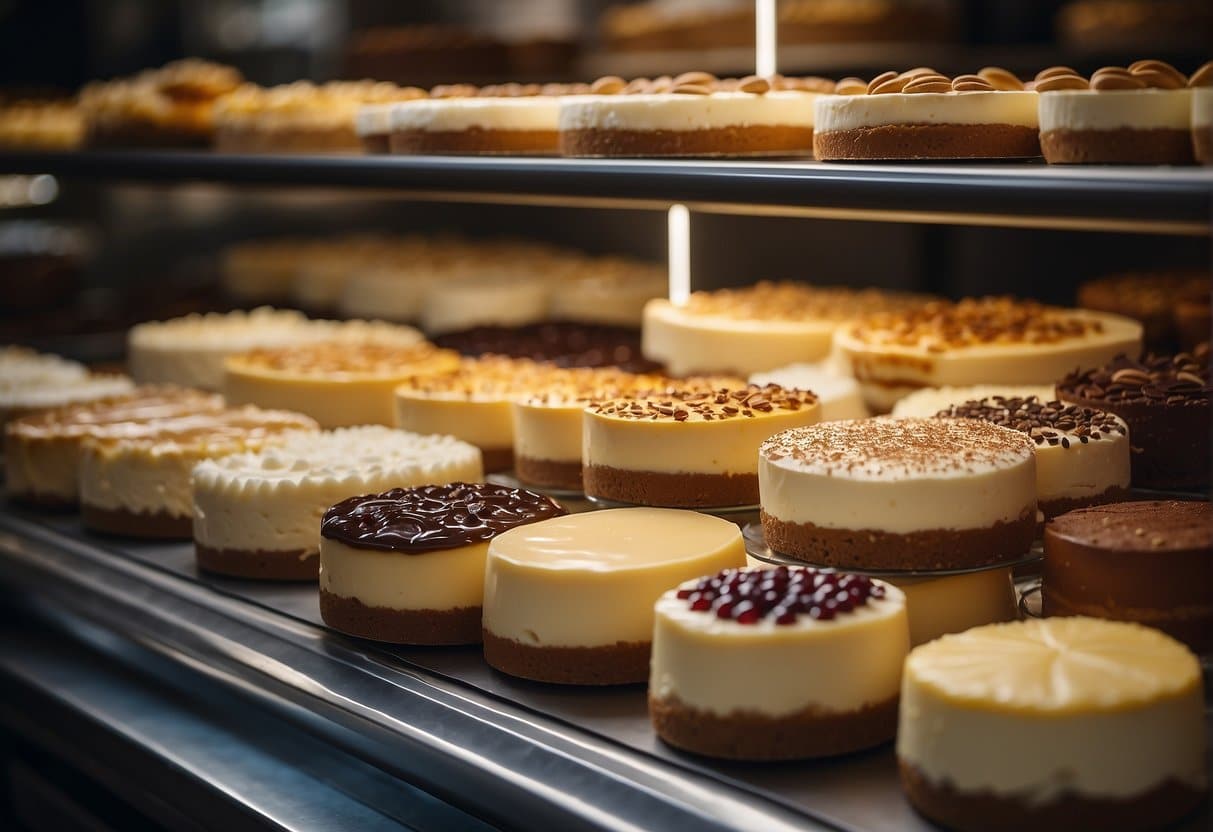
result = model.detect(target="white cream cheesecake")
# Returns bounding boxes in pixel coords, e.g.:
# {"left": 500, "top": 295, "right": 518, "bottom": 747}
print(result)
{"left": 749, "top": 362, "right": 869, "bottom": 421}
{"left": 890, "top": 384, "right": 1055, "bottom": 417}
{"left": 0, "top": 347, "right": 133, "bottom": 426}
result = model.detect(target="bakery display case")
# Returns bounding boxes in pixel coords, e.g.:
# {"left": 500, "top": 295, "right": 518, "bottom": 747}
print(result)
{"left": 0, "top": 3, "right": 1210, "bottom": 831}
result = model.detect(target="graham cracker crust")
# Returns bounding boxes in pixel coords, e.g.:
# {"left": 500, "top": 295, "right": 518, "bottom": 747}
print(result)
{"left": 559, "top": 124, "right": 814, "bottom": 158}
{"left": 760, "top": 509, "right": 1035, "bottom": 570}
{"left": 1195, "top": 128, "right": 1211, "bottom": 165}
{"left": 651, "top": 693, "right": 897, "bottom": 761}
{"left": 813, "top": 123, "right": 1041, "bottom": 160}
{"left": 1038, "top": 485, "right": 1129, "bottom": 519}
{"left": 482, "top": 629, "right": 649, "bottom": 685}
{"left": 195, "top": 543, "right": 319, "bottom": 581}
{"left": 320, "top": 589, "right": 482, "bottom": 645}
{"left": 583, "top": 464, "right": 758, "bottom": 508}
{"left": 899, "top": 759, "right": 1207, "bottom": 832}
{"left": 81, "top": 503, "right": 193, "bottom": 539}
{"left": 1041, "top": 127, "right": 1195, "bottom": 165}
{"left": 514, "top": 455, "right": 582, "bottom": 492}
{"left": 360, "top": 134, "right": 391, "bottom": 154}
{"left": 480, "top": 447, "right": 514, "bottom": 474}
{"left": 390, "top": 127, "right": 558, "bottom": 155}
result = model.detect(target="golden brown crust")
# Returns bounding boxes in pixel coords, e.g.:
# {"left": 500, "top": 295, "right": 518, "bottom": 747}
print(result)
{"left": 321, "top": 590, "right": 482, "bottom": 645}
{"left": 390, "top": 127, "right": 558, "bottom": 155}
{"left": 560, "top": 124, "right": 814, "bottom": 158}
{"left": 195, "top": 543, "right": 319, "bottom": 581}
{"left": 482, "top": 629, "right": 650, "bottom": 685}
{"left": 584, "top": 465, "right": 758, "bottom": 508}
{"left": 814, "top": 123, "right": 1041, "bottom": 160}
{"left": 1042, "top": 126, "right": 1196, "bottom": 165}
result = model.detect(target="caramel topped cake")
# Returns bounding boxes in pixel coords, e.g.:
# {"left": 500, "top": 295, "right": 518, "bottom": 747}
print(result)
{"left": 937, "top": 396, "right": 1130, "bottom": 518}
{"left": 5, "top": 386, "right": 224, "bottom": 507}
{"left": 1056, "top": 349, "right": 1211, "bottom": 489}
{"left": 320, "top": 482, "right": 565, "bottom": 645}
{"left": 833, "top": 296, "right": 1143, "bottom": 411}
{"left": 559, "top": 72, "right": 832, "bottom": 158}
{"left": 644, "top": 281, "right": 932, "bottom": 376}
{"left": 759, "top": 417, "right": 1037, "bottom": 570}
{"left": 225, "top": 341, "right": 458, "bottom": 428}
{"left": 1038, "top": 60, "right": 1197, "bottom": 164}
{"left": 813, "top": 67, "right": 1041, "bottom": 160}
{"left": 79, "top": 406, "right": 317, "bottom": 538}
{"left": 583, "top": 383, "right": 820, "bottom": 507}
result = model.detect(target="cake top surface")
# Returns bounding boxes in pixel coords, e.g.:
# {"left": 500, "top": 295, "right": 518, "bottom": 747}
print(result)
{"left": 1045, "top": 500, "right": 1211, "bottom": 553}
{"left": 906, "top": 617, "right": 1201, "bottom": 713}
{"left": 489, "top": 507, "right": 741, "bottom": 571}
{"left": 844, "top": 296, "right": 1120, "bottom": 351}
{"left": 82, "top": 407, "right": 316, "bottom": 453}
{"left": 670, "top": 280, "right": 930, "bottom": 323}
{"left": 1, "top": 374, "right": 134, "bottom": 410}
{"left": 7, "top": 386, "right": 224, "bottom": 438}
{"left": 1032, "top": 60, "right": 1191, "bottom": 92}
{"left": 192, "top": 426, "right": 480, "bottom": 486}
{"left": 0, "top": 346, "right": 87, "bottom": 390}
{"left": 130, "top": 308, "right": 422, "bottom": 350}
{"left": 583, "top": 71, "right": 834, "bottom": 97}
{"left": 673, "top": 565, "right": 887, "bottom": 625}
{"left": 394, "top": 356, "right": 558, "bottom": 399}
{"left": 589, "top": 383, "right": 817, "bottom": 422}
{"left": 936, "top": 396, "right": 1127, "bottom": 448}
{"left": 227, "top": 341, "right": 458, "bottom": 379}
{"left": 1057, "top": 350, "right": 1210, "bottom": 408}
{"left": 321, "top": 482, "right": 564, "bottom": 552}
{"left": 832, "top": 66, "right": 1028, "bottom": 96}
{"left": 761, "top": 417, "right": 1035, "bottom": 479}
{"left": 890, "top": 384, "right": 1056, "bottom": 418}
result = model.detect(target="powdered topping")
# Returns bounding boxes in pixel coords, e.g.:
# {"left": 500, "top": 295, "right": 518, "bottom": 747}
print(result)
{"left": 1046, "top": 500, "right": 1211, "bottom": 553}
{"left": 847, "top": 297, "right": 1105, "bottom": 351}
{"left": 590, "top": 384, "right": 817, "bottom": 422}
{"left": 229, "top": 341, "right": 458, "bottom": 377}
{"left": 321, "top": 482, "right": 564, "bottom": 552}
{"left": 761, "top": 417, "right": 1034, "bottom": 479}
{"left": 937, "top": 396, "right": 1127, "bottom": 448}
{"left": 1057, "top": 350, "right": 1211, "bottom": 408}
{"left": 7, "top": 386, "right": 224, "bottom": 439}
{"left": 677, "top": 565, "right": 885, "bottom": 625}
{"left": 680, "top": 281, "right": 931, "bottom": 323}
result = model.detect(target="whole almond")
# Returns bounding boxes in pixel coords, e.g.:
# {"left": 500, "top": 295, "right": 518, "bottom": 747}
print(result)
{"left": 872, "top": 74, "right": 911, "bottom": 95}
{"left": 1128, "top": 59, "right": 1187, "bottom": 86}
{"left": 673, "top": 71, "right": 716, "bottom": 87}
{"left": 903, "top": 76, "right": 954, "bottom": 94}
{"left": 952, "top": 74, "right": 995, "bottom": 92}
{"left": 1091, "top": 68, "right": 1146, "bottom": 91}
{"left": 867, "top": 71, "right": 899, "bottom": 94}
{"left": 1131, "top": 68, "right": 1185, "bottom": 89}
{"left": 671, "top": 83, "right": 712, "bottom": 95}
{"left": 1036, "top": 65, "right": 1080, "bottom": 82}
{"left": 623, "top": 78, "right": 652, "bottom": 94}
{"left": 591, "top": 75, "right": 626, "bottom": 95}
{"left": 737, "top": 74, "right": 771, "bottom": 94}
{"left": 978, "top": 66, "right": 1024, "bottom": 91}
{"left": 1190, "top": 61, "right": 1213, "bottom": 87}
{"left": 1034, "top": 74, "right": 1089, "bottom": 92}
{"left": 901, "top": 67, "right": 939, "bottom": 78}
{"left": 835, "top": 76, "right": 868, "bottom": 95}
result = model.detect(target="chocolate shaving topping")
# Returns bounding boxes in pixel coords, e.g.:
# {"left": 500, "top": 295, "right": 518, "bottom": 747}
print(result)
{"left": 321, "top": 482, "right": 564, "bottom": 552}
{"left": 1057, "top": 351, "right": 1212, "bottom": 408}
{"left": 937, "top": 396, "right": 1127, "bottom": 446}
{"left": 851, "top": 297, "right": 1105, "bottom": 350}
{"left": 590, "top": 383, "right": 816, "bottom": 421}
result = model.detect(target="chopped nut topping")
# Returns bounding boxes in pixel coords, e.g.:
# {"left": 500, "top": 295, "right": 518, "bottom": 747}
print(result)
{"left": 590, "top": 384, "right": 816, "bottom": 422}
{"left": 936, "top": 396, "right": 1127, "bottom": 447}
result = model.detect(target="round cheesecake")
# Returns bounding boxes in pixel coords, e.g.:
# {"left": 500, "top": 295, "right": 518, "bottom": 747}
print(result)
{"left": 4, "top": 386, "right": 224, "bottom": 507}
{"left": 389, "top": 96, "right": 562, "bottom": 155}
{"left": 1056, "top": 351, "right": 1210, "bottom": 490}
{"left": 320, "top": 482, "right": 565, "bottom": 645}
{"left": 1192, "top": 62, "right": 1212, "bottom": 164}
{"left": 483, "top": 507, "right": 747, "bottom": 685}
{"left": 1077, "top": 270, "right": 1210, "bottom": 351}
{"left": 890, "top": 384, "right": 1055, "bottom": 418}
{"left": 650, "top": 565, "right": 907, "bottom": 760}
{"left": 749, "top": 362, "right": 869, "bottom": 421}
{"left": 643, "top": 282, "right": 931, "bottom": 377}
{"left": 1044, "top": 500, "right": 1212, "bottom": 654}
{"left": 0, "top": 347, "right": 133, "bottom": 427}
{"left": 833, "top": 297, "right": 1143, "bottom": 412}
{"left": 584, "top": 384, "right": 820, "bottom": 508}
{"left": 936, "top": 396, "right": 1130, "bottom": 519}
{"left": 224, "top": 341, "right": 459, "bottom": 429}
{"left": 79, "top": 406, "right": 318, "bottom": 538}
{"left": 192, "top": 426, "right": 483, "bottom": 580}
{"left": 548, "top": 258, "right": 666, "bottom": 327}
{"left": 220, "top": 238, "right": 317, "bottom": 305}
{"left": 420, "top": 274, "right": 551, "bottom": 336}
{"left": 355, "top": 102, "right": 392, "bottom": 153}
{"left": 884, "top": 568, "right": 1017, "bottom": 647}
{"left": 898, "top": 617, "right": 1208, "bottom": 832}
{"left": 759, "top": 418, "right": 1037, "bottom": 570}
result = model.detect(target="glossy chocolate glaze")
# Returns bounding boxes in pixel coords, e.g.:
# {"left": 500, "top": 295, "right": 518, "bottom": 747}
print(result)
{"left": 321, "top": 482, "right": 565, "bottom": 552}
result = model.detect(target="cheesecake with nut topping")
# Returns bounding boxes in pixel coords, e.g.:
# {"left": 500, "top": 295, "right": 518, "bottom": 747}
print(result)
{"left": 813, "top": 67, "right": 1040, "bottom": 160}
{"left": 560, "top": 73, "right": 830, "bottom": 157}
{"left": 1191, "top": 61, "right": 1213, "bottom": 163}
{"left": 583, "top": 383, "right": 820, "bottom": 507}
{"left": 832, "top": 296, "right": 1143, "bottom": 412}
{"left": 1038, "top": 61, "right": 1196, "bottom": 164}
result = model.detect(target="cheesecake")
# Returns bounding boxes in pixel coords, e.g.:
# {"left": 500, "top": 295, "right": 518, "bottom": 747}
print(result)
{"left": 884, "top": 568, "right": 1017, "bottom": 647}
{"left": 749, "top": 362, "right": 869, "bottom": 421}
{"left": 220, "top": 238, "right": 319, "bottom": 305}
{"left": 1192, "top": 61, "right": 1212, "bottom": 163}
{"left": 548, "top": 257, "right": 666, "bottom": 327}
{"left": 833, "top": 296, "right": 1143, "bottom": 412}
{"left": 224, "top": 341, "right": 459, "bottom": 428}
{"left": 1077, "top": 270, "right": 1211, "bottom": 352}
{"left": 192, "top": 426, "right": 483, "bottom": 580}
{"left": 584, "top": 384, "right": 820, "bottom": 508}
{"left": 643, "top": 281, "right": 931, "bottom": 377}
{"left": 759, "top": 418, "right": 1037, "bottom": 570}
{"left": 0, "top": 347, "right": 133, "bottom": 427}
{"left": 5, "top": 386, "right": 224, "bottom": 507}
{"left": 890, "top": 384, "right": 1055, "bottom": 417}
{"left": 320, "top": 482, "right": 565, "bottom": 645}
{"left": 898, "top": 618, "right": 1207, "bottom": 832}
{"left": 80, "top": 406, "right": 317, "bottom": 538}
{"left": 419, "top": 273, "right": 550, "bottom": 336}
{"left": 650, "top": 565, "right": 907, "bottom": 760}
{"left": 1044, "top": 500, "right": 1212, "bottom": 654}
{"left": 434, "top": 322, "right": 657, "bottom": 372}
{"left": 483, "top": 507, "right": 747, "bottom": 685}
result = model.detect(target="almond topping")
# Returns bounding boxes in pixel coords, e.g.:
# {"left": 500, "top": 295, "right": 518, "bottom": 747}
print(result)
{"left": 952, "top": 74, "right": 995, "bottom": 92}
{"left": 901, "top": 67, "right": 939, "bottom": 78}
{"left": 1128, "top": 59, "right": 1187, "bottom": 89}
{"left": 978, "top": 66, "right": 1024, "bottom": 91}
{"left": 736, "top": 74, "right": 771, "bottom": 94}
{"left": 1036, "top": 66, "right": 1080, "bottom": 82}
{"left": 866, "top": 71, "right": 900, "bottom": 94}
{"left": 902, "top": 74, "right": 953, "bottom": 94}
{"left": 1190, "top": 61, "right": 1213, "bottom": 88}
{"left": 1034, "top": 74, "right": 1089, "bottom": 92}
{"left": 1090, "top": 67, "right": 1147, "bottom": 91}
{"left": 670, "top": 83, "right": 712, "bottom": 95}
{"left": 591, "top": 75, "right": 626, "bottom": 95}
{"left": 673, "top": 71, "right": 717, "bottom": 87}
{"left": 834, "top": 76, "right": 868, "bottom": 95}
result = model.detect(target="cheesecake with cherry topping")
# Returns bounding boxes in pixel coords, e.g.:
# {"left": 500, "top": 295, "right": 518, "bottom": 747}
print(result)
{"left": 583, "top": 384, "right": 820, "bottom": 508}
{"left": 651, "top": 565, "right": 908, "bottom": 760}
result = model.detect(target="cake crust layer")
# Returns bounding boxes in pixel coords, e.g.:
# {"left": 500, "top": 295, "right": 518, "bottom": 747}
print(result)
{"left": 82, "top": 504, "right": 192, "bottom": 539}
{"left": 651, "top": 693, "right": 897, "bottom": 761}
{"left": 482, "top": 629, "right": 649, "bottom": 685}
{"left": 584, "top": 465, "right": 757, "bottom": 508}
{"left": 761, "top": 510, "right": 1035, "bottom": 570}
{"left": 560, "top": 125, "right": 813, "bottom": 157}
{"left": 320, "top": 589, "right": 482, "bottom": 645}
{"left": 814, "top": 123, "right": 1040, "bottom": 160}
{"left": 196, "top": 543, "right": 319, "bottom": 581}
{"left": 1041, "top": 127, "right": 1195, "bottom": 165}
{"left": 390, "top": 127, "right": 557, "bottom": 155}
{"left": 1038, "top": 485, "right": 1129, "bottom": 519}
{"left": 514, "top": 455, "right": 582, "bottom": 492}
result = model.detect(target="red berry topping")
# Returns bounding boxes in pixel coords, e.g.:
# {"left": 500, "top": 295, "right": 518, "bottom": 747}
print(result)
{"left": 679, "top": 566, "right": 884, "bottom": 625}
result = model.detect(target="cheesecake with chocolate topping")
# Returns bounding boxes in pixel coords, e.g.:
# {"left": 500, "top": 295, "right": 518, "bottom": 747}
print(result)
{"left": 759, "top": 418, "right": 1037, "bottom": 570}
{"left": 1038, "top": 61, "right": 1196, "bottom": 165}
{"left": 814, "top": 67, "right": 1040, "bottom": 160}
{"left": 833, "top": 296, "right": 1143, "bottom": 412}
{"left": 559, "top": 73, "right": 830, "bottom": 158}
{"left": 1044, "top": 500, "right": 1212, "bottom": 654}
{"left": 644, "top": 281, "right": 932, "bottom": 377}
{"left": 650, "top": 565, "right": 908, "bottom": 760}
{"left": 583, "top": 384, "right": 820, "bottom": 508}
{"left": 936, "top": 396, "right": 1130, "bottom": 519}
{"left": 1056, "top": 350, "right": 1210, "bottom": 490}
{"left": 483, "top": 508, "right": 746, "bottom": 685}
{"left": 320, "top": 482, "right": 564, "bottom": 644}
{"left": 898, "top": 618, "right": 1207, "bottom": 832}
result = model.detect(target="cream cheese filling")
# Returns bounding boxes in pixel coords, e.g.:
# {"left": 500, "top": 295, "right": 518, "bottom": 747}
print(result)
{"left": 815, "top": 90, "right": 1038, "bottom": 133}
{"left": 320, "top": 538, "right": 488, "bottom": 610}
{"left": 1040, "top": 88, "right": 1192, "bottom": 133}
{"left": 559, "top": 91, "right": 818, "bottom": 132}
{"left": 390, "top": 97, "right": 560, "bottom": 133}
